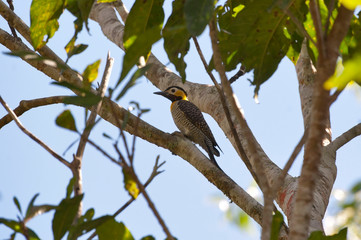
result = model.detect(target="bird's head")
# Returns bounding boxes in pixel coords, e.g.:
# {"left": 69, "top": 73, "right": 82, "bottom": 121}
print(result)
{"left": 153, "top": 86, "right": 188, "bottom": 102}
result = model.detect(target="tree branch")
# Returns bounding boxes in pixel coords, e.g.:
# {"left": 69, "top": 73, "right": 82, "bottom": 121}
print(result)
{"left": 289, "top": 5, "right": 354, "bottom": 239}
{"left": 208, "top": 18, "right": 281, "bottom": 240}
{"left": 329, "top": 123, "right": 361, "bottom": 151}
{"left": 71, "top": 53, "right": 113, "bottom": 221}
{"left": 0, "top": 96, "right": 67, "bottom": 129}
{"left": 0, "top": 96, "right": 71, "bottom": 168}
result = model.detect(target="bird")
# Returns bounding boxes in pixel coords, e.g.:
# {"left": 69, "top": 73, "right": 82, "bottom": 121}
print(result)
{"left": 154, "top": 86, "right": 222, "bottom": 169}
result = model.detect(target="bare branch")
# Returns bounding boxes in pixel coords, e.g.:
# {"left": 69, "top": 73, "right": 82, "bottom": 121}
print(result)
{"left": 0, "top": 96, "right": 71, "bottom": 168}
{"left": 71, "top": 53, "right": 113, "bottom": 220}
{"left": 112, "top": 0, "right": 128, "bottom": 23}
{"left": 290, "top": 5, "right": 354, "bottom": 239}
{"left": 87, "top": 155, "right": 165, "bottom": 240}
{"left": 5, "top": 0, "right": 18, "bottom": 38}
{"left": 192, "top": 36, "right": 264, "bottom": 196}
{"left": 208, "top": 19, "right": 281, "bottom": 240}
{"left": 329, "top": 123, "right": 361, "bottom": 151}
{"left": 328, "top": 89, "right": 343, "bottom": 106}
{"left": 74, "top": 53, "right": 113, "bottom": 160}
{"left": 0, "top": 96, "right": 67, "bottom": 129}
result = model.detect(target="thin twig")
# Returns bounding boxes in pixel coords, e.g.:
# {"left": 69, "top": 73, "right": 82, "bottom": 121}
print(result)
{"left": 87, "top": 156, "right": 165, "bottom": 240}
{"left": 0, "top": 96, "right": 71, "bottom": 168}
{"left": 208, "top": 19, "right": 281, "bottom": 239}
{"left": 192, "top": 36, "right": 262, "bottom": 190}
{"left": 0, "top": 96, "right": 67, "bottom": 129}
{"left": 309, "top": 0, "right": 326, "bottom": 58}
{"left": 129, "top": 166, "right": 174, "bottom": 240}
{"left": 72, "top": 53, "right": 113, "bottom": 220}
{"left": 329, "top": 123, "right": 361, "bottom": 151}
{"left": 87, "top": 139, "right": 121, "bottom": 166}
{"left": 6, "top": 0, "right": 18, "bottom": 38}
{"left": 209, "top": 19, "right": 271, "bottom": 192}
{"left": 75, "top": 53, "right": 113, "bottom": 159}
{"left": 328, "top": 89, "right": 343, "bottom": 106}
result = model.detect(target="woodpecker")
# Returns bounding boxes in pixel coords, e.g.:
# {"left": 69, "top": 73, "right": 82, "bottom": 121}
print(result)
{"left": 154, "top": 86, "right": 222, "bottom": 168}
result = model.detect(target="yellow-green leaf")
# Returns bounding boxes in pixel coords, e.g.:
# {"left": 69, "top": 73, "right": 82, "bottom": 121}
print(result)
{"left": 122, "top": 168, "right": 139, "bottom": 199}
{"left": 324, "top": 55, "right": 361, "bottom": 90}
{"left": 30, "top": 0, "right": 65, "bottom": 49}
{"left": 83, "top": 59, "right": 101, "bottom": 85}
{"left": 96, "top": 219, "right": 134, "bottom": 240}
{"left": 65, "top": 37, "right": 88, "bottom": 60}
{"left": 340, "top": 0, "right": 361, "bottom": 10}
{"left": 55, "top": 110, "right": 78, "bottom": 132}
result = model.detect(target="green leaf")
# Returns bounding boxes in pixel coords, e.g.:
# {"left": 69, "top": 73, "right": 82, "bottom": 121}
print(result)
{"left": 324, "top": 55, "right": 361, "bottom": 90}
{"left": 25, "top": 193, "right": 39, "bottom": 219}
{"left": 13, "top": 197, "right": 22, "bottom": 216}
{"left": 26, "top": 228, "right": 41, "bottom": 240}
{"left": 122, "top": 168, "right": 139, "bottom": 199}
{"left": 78, "top": 0, "right": 95, "bottom": 31}
{"left": 270, "top": 211, "right": 284, "bottom": 240}
{"left": 30, "top": 0, "right": 65, "bottom": 49}
{"left": 0, "top": 218, "right": 41, "bottom": 239}
{"left": 96, "top": 218, "right": 134, "bottom": 240}
{"left": 163, "top": 0, "right": 191, "bottom": 82}
{"left": 65, "top": 0, "right": 84, "bottom": 36}
{"left": 65, "top": 37, "right": 88, "bottom": 61}
{"left": 24, "top": 205, "right": 56, "bottom": 224}
{"left": 351, "top": 181, "right": 361, "bottom": 193}
{"left": 67, "top": 215, "right": 112, "bottom": 240}
{"left": 56, "top": 110, "right": 78, "bottom": 132}
{"left": 66, "top": 177, "right": 75, "bottom": 199}
{"left": 63, "top": 94, "right": 101, "bottom": 108}
{"left": 308, "top": 227, "right": 347, "bottom": 240}
{"left": 83, "top": 59, "right": 101, "bottom": 85}
{"left": 276, "top": 0, "right": 307, "bottom": 65}
{"left": 0, "top": 218, "right": 21, "bottom": 232}
{"left": 184, "top": 0, "right": 214, "bottom": 36}
{"left": 52, "top": 194, "right": 84, "bottom": 240}
{"left": 340, "top": 13, "right": 361, "bottom": 62}
{"left": 141, "top": 236, "right": 155, "bottom": 240}
{"left": 115, "top": 65, "right": 150, "bottom": 101}
{"left": 218, "top": 0, "right": 291, "bottom": 95}
{"left": 237, "top": 211, "right": 249, "bottom": 228}
{"left": 120, "top": 0, "right": 164, "bottom": 81}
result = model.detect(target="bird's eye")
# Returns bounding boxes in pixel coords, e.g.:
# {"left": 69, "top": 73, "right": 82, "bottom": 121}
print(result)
{"left": 171, "top": 89, "right": 175, "bottom": 93}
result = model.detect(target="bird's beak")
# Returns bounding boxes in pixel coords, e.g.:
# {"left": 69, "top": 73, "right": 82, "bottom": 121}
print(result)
{"left": 154, "top": 91, "right": 177, "bottom": 101}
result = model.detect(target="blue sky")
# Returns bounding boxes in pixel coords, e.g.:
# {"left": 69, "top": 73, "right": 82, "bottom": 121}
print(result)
{"left": 1, "top": 1, "right": 361, "bottom": 239}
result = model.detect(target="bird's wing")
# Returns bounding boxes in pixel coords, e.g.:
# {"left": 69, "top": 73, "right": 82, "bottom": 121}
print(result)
{"left": 177, "top": 100, "right": 218, "bottom": 145}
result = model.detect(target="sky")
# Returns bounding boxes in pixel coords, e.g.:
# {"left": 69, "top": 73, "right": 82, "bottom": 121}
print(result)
{"left": 1, "top": 1, "right": 361, "bottom": 240}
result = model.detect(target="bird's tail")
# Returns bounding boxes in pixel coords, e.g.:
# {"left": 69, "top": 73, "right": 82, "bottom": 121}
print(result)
{"left": 205, "top": 140, "right": 223, "bottom": 171}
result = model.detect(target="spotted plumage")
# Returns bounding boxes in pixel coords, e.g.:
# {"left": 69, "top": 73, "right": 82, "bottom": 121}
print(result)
{"left": 154, "top": 86, "right": 222, "bottom": 168}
